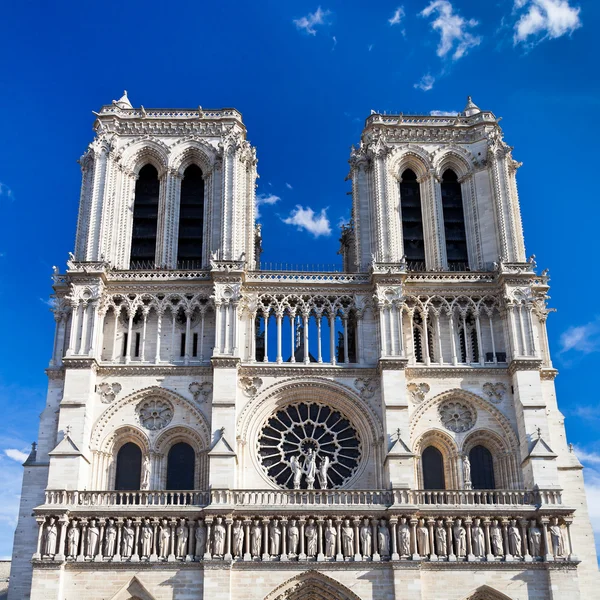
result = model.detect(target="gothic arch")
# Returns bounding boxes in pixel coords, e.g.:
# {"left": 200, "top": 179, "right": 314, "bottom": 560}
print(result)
{"left": 413, "top": 428, "right": 459, "bottom": 489}
{"left": 463, "top": 585, "right": 513, "bottom": 600}
{"left": 169, "top": 139, "right": 218, "bottom": 176}
{"left": 120, "top": 139, "right": 170, "bottom": 178}
{"left": 264, "top": 571, "right": 361, "bottom": 600}
{"left": 432, "top": 146, "right": 476, "bottom": 180}
{"left": 389, "top": 145, "right": 433, "bottom": 180}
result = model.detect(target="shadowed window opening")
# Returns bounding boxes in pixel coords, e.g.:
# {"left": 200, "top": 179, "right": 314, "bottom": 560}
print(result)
{"left": 177, "top": 165, "right": 204, "bottom": 269}
{"left": 166, "top": 442, "right": 195, "bottom": 490}
{"left": 422, "top": 445, "right": 445, "bottom": 489}
{"left": 469, "top": 445, "right": 496, "bottom": 489}
{"left": 130, "top": 164, "right": 159, "bottom": 268}
{"left": 400, "top": 169, "right": 425, "bottom": 270}
{"left": 115, "top": 442, "right": 142, "bottom": 490}
{"left": 441, "top": 169, "right": 469, "bottom": 270}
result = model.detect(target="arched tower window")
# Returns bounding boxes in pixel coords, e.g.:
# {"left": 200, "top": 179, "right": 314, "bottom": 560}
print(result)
{"left": 115, "top": 442, "right": 142, "bottom": 490}
{"left": 177, "top": 165, "right": 205, "bottom": 268}
{"left": 469, "top": 445, "right": 496, "bottom": 489}
{"left": 441, "top": 169, "right": 468, "bottom": 270}
{"left": 166, "top": 442, "right": 195, "bottom": 490}
{"left": 400, "top": 169, "right": 425, "bottom": 270}
{"left": 130, "top": 164, "right": 160, "bottom": 268}
{"left": 422, "top": 445, "right": 445, "bottom": 489}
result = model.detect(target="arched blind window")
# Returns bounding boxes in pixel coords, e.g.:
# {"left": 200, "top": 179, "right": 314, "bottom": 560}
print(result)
{"left": 115, "top": 442, "right": 142, "bottom": 490}
{"left": 166, "top": 442, "right": 195, "bottom": 490}
{"left": 469, "top": 445, "right": 496, "bottom": 489}
{"left": 130, "top": 164, "right": 160, "bottom": 268}
{"left": 400, "top": 169, "right": 425, "bottom": 270}
{"left": 422, "top": 445, "right": 445, "bottom": 490}
{"left": 177, "top": 165, "right": 204, "bottom": 269}
{"left": 441, "top": 169, "right": 468, "bottom": 270}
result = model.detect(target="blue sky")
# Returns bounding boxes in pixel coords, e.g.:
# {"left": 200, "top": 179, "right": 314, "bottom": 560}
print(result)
{"left": 0, "top": 0, "right": 599, "bottom": 558}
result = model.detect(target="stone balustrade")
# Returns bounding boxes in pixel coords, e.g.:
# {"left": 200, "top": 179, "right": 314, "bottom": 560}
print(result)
{"left": 32, "top": 512, "right": 577, "bottom": 565}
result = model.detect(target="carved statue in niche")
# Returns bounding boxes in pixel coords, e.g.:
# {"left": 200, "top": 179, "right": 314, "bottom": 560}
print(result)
{"left": 304, "top": 450, "right": 317, "bottom": 490}
{"left": 251, "top": 519, "right": 262, "bottom": 557}
{"left": 454, "top": 519, "right": 466, "bottom": 557}
{"left": 325, "top": 519, "right": 336, "bottom": 558}
{"left": 508, "top": 519, "right": 521, "bottom": 557}
{"left": 416, "top": 518, "right": 429, "bottom": 556}
{"left": 176, "top": 519, "right": 189, "bottom": 557}
{"left": 232, "top": 520, "right": 244, "bottom": 557}
{"left": 290, "top": 456, "right": 303, "bottom": 490}
{"left": 122, "top": 519, "right": 134, "bottom": 558}
{"left": 342, "top": 519, "right": 354, "bottom": 557}
{"left": 288, "top": 519, "right": 299, "bottom": 556}
{"left": 43, "top": 517, "right": 58, "bottom": 556}
{"left": 528, "top": 520, "right": 542, "bottom": 557}
{"left": 105, "top": 519, "right": 117, "bottom": 557}
{"left": 67, "top": 519, "right": 80, "bottom": 558}
{"left": 462, "top": 455, "right": 472, "bottom": 490}
{"left": 270, "top": 519, "right": 281, "bottom": 556}
{"left": 318, "top": 455, "right": 330, "bottom": 489}
{"left": 140, "top": 519, "right": 152, "bottom": 558}
{"left": 195, "top": 521, "right": 207, "bottom": 557}
{"left": 472, "top": 518, "right": 485, "bottom": 557}
{"left": 490, "top": 520, "right": 503, "bottom": 556}
{"left": 378, "top": 519, "right": 390, "bottom": 556}
{"left": 398, "top": 517, "right": 411, "bottom": 556}
{"left": 86, "top": 519, "right": 99, "bottom": 558}
{"left": 360, "top": 518, "right": 372, "bottom": 557}
{"left": 213, "top": 517, "right": 226, "bottom": 557}
{"left": 549, "top": 517, "right": 565, "bottom": 557}
{"left": 305, "top": 518, "right": 317, "bottom": 556}
{"left": 159, "top": 519, "right": 170, "bottom": 559}
{"left": 435, "top": 519, "right": 447, "bottom": 556}
{"left": 141, "top": 455, "right": 151, "bottom": 490}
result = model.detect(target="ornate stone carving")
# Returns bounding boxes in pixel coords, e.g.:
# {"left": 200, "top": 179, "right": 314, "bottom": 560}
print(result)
{"left": 189, "top": 381, "right": 212, "bottom": 403}
{"left": 407, "top": 382, "right": 430, "bottom": 403}
{"left": 438, "top": 400, "right": 476, "bottom": 433}
{"left": 97, "top": 382, "right": 122, "bottom": 403}
{"left": 136, "top": 397, "right": 174, "bottom": 431}
{"left": 482, "top": 382, "right": 506, "bottom": 404}
{"left": 354, "top": 377, "right": 379, "bottom": 400}
{"left": 239, "top": 376, "right": 262, "bottom": 397}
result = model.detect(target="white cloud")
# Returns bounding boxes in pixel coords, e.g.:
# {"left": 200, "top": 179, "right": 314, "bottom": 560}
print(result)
{"left": 282, "top": 205, "right": 332, "bottom": 237}
{"left": 420, "top": 0, "right": 481, "bottom": 60}
{"left": 368, "top": 44, "right": 374, "bottom": 51}
{"left": 255, "top": 193, "right": 281, "bottom": 218}
{"left": 293, "top": 6, "right": 331, "bottom": 36}
{"left": 430, "top": 109, "right": 459, "bottom": 116}
{"left": 574, "top": 446, "right": 600, "bottom": 465}
{"left": 285, "top": 183, "right": 293, "bottom": 190}
{"left": 572, "top": 446, "right": 600, "bottom": 556}
{"left": 560, "top": 319, "right": 600, "bottom": 354}
{"left": 414, "top": 74, "right": 436, "bottom": 91}
{"left": 514, "top": 0, "right": 581, "bottom": 44}
{"left": 389, "top": 7, "right": 405, "bottom": 26}
{"left": 0, "top": 182, "right": 14, "bottom": 201}
{"left": 5, "top": 448, "right": 28, "bottom": 463}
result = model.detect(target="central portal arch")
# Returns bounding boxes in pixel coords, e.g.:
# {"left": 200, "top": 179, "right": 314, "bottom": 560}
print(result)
{"left": 265, "top": 572, "right": 361, "bottom": 600}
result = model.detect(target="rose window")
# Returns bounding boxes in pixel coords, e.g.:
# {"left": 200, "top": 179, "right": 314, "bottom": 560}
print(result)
{"left": 438, "top": 400, "right": 476, "bottom": 433}
{"left": 257, "top": 402, "right": 361, "bottom": 489}
{"left": 137, "top": 397, "right": 174, "bottom": 431}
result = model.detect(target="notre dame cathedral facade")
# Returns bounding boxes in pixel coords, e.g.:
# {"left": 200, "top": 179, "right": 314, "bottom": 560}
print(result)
{"left": 7, "top": 93, "right": 599, "bottom": 599}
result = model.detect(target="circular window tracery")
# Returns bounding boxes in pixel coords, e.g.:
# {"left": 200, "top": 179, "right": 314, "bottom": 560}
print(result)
{"left": 438, "top": 400, "right": 476, "bottom": 433}
{"left": 257, "top": 401, "right": 361, "bottom": 489}
{"left": 136, "top": 397, "right": 174, "bottom": 431}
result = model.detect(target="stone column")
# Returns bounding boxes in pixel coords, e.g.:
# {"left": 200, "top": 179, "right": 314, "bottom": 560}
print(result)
{"left": 317, "top": 519, "right": 325, "bottom": 561}
{"left": 77, "top": 520, "right": 87, "bottom": 562}
{"left": 390, "top": 517, "right": 399, "bottom": 561}
{"left": 410, "top": 519, "right": 420, "bottom": 561}
{"left": 446, "top": 519, "right": 456, "bottom": 562}
{"left": 55, "top": 518, "right": 67, "bottom": 562}
{"left": 502, "top": 519, "right": 512, "bottom": 561}
{"left": 371, "top": 519, "right": 380, "bottom": 562}
{"left": 564, "top": 518, "right": 577, "bottom": 561}
{"left": 204, "top": 518, "right": 213, "bottom": 560}
{"left": 520, "top": 519, "right": 531, "bottom": 562}
{"left": 225, "top": 518, "right": 233, "bottom": 561}
{"left": 427, "top": 519, "right": 437, "bottom": 561}
{"left": 465, "top": 518, "right": 474, "bottom": 561}
{"left": 298, "top": 518, "right": 306, "bottom": 561}
{"left": 131, "top": 520, "right": 140, "bottom": 562}
{"left": 114, "top": 519, "right": 122, "bottom": 562}
{"left": 280, "top": 519, "right": 288, "bottom": 561}
{"left": 261, "top": 518, "right": 270, "bottom": 561}
{"left": 353, "top": 518, "right": 361, "bottom": 561}
{"left": 335, "top": 518, "right": 343, "bottom": 562}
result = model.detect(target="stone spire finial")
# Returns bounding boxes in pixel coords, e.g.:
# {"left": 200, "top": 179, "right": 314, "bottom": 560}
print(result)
{"left": 462, "top": 96, "right": 481, "bottom": 117}
{"left": 113, "top": 90, "right": 133, "bottom": 110}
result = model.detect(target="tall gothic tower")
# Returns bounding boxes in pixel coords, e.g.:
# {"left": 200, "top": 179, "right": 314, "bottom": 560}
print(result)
{"left": 8, "top": 93, "right": 599, "bottom": 600}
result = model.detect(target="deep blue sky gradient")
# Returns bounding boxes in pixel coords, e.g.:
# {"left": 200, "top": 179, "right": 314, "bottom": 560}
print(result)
{"left": 0, "top": 0, "right": 599, "bottom": 557}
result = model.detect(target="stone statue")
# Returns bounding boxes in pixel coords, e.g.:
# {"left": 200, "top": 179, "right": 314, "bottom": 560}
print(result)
{"left": 304, "top": 450, "right": 317, "bottom": 490}
{"left": 342, "top": 519, "right": 354, "bottom": 557}
{"left": 416, "top": 518, "right": 429, "bottom": 556}
{"left": 142, "top": 455, "right": 151, "bottom": 490}
{"left": 195, "top": 521, "right": 206, "bottom": 557}
{"left": 360, "top": 518, "right": 372, "bottom": 557}
{"left": 176, "top": 519, "right": 189, "bottom": 557}
{"left": 324, "top": 520, "right": 336, "bottom": 558}
{"left": 508, "top": 519, "right": 521, "bottom": 557}
{"left": 213, "top": 517, "right": 226, "bottom": 557}
{"left": 105, "top": 519, "right": 118, "bottom": 557}
{"left": 270, "top": 519, "right": 281, "bottom": 556}
{"left": 122, "top": 519, "right": 134, "bottom": 558}
{"left": 305, "top": 518, "right": 317, "bottom": 556}
{"left": 378, "top": 519, "right": 390, "bottom": 557}
{"left": 435, "top": 519, "right": 447, "bottom": 556}
{"left": 288, "top": 519, "right": 299, "bottom": 556}
{"left": 549, "top": 517, "right": 565, "bottom": 557}
{"left": 67, "top": 520, "right": 80, "bottom": 558}
{"left": 528, "top": 520, "right": 542, "bottom": 557}
{"left": 290, "top": 455, "right": 303, "bottom": 490}
{"left": 490, "top": 520, "right": 503, "bottom": 556}
{"left": 462, "top": 454, "right": 472, "bottom": 489}
{"left": 398, "top": 518, "right": 411, "bottom": 556}
{"left": 251, "top": 519, "right": 262, "bottom": 557}
{"left": 232, "top": 520, "right": 244, "bottom": 557}
{"left": 318, "top": 455, "right": 330, "bottom": 489}
{"left": 159, "top": 519, "right": 171, "bottom": 559}
{"left": 454, "top": 519, "right": 466, "bottom": 557}
{"left": 472, "top": 518, "right": 485, "bottom": 557}
{"left": 86, "top": 519, "right": 99, "bottom": 558}
{"left": 44, "top": 517, "right": 58, "bottom": 556}
{"left": 140, "top": 519, "right": 152, "bottom": 558}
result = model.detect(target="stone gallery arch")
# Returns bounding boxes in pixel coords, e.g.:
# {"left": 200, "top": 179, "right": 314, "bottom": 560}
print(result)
{"left": 264, "top": 572, "right": 361, "bottom": 600}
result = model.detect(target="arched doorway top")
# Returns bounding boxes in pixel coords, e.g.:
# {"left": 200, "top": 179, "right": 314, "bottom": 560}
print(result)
{"left": 265, "top": 571, "right": 361, "bottom": 600}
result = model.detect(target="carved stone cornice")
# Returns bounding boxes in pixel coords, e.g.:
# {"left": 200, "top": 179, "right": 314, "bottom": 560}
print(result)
{"left": 62, "top": 357, "right": 99, "bottom": 371}
{"left": 239, "top": 365, "right": 376, "bottom": 379}
{"left": 405, "top": 366, "right": 508, "bottom": 378}
{"left": 508, "top": 358, "right": 543, "bottom": 376}
{"left": 212, "top": 357, "right": 241, "bottom": 370}
{"left": 377, "top": 358, "right": 409, "bottom": 373}
{"left": 540, "top": 368, "right": 558, "bottom": 381}
{"left": 97, "top": 364, "right": 212, "bottom": 377}
{"left": 45, "top": 367, "right": 66, "bottom": 380}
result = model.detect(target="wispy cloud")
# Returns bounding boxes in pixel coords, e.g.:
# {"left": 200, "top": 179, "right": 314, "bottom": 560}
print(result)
{"left": 255, "top": 193, "right": 281, "bottom": 218}
{"left": 559, "top": 318, "right": 600, "bottom": 354}
{"left": 420, "top": 0, "right": 481, "bottom": 60}
{"left": 5, "top": 448, "right": 28, "bottom": 463}
{"left": 293, "top": 6, "right": 331, "bottom": 36}
{"left": 285, "top": 183, "right": 293, "bottom": 190}
{"left": 414, "top": 74, "right": 436, "bottom": 91}
{"left": 0, "top": 182, "right": 14, "bottom": 201}
{"left": 430, "top": 109, "right": 459, "bottom": 116}
{"left": 513, "top": 0, "right": 581, "bottom": 45}
{"left": 572, "top": 446, "right": 600, "bottom": 556}
{"left": 389, "top": 7, "right": 405, "bottom": 26}
{"left": 282, "top": 205, "right": 332, "bottom": 237}
{"left": 368, "top": 44, "right": 374, "bottom": 51}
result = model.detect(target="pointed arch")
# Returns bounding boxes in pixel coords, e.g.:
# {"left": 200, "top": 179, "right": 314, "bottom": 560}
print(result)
{"left": 463, "top": 584, "right": 514, "bottom": 600}
{"left": 109, "top": 576, "right": 156, "bottom": 600}
{"left": 169, "top": 139, "right": 218, "bottom": 176}
{"left": 432, "top": 146, "right": 475, "bottom": 180}
{"left": 389, "top": 145, "right": 433, "bottom": 180}
{"left": 120, "top": 139, "right": 170, "bottom": 178}
{"left": 264, "top": 571, "right": 361, "bottom": 600}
